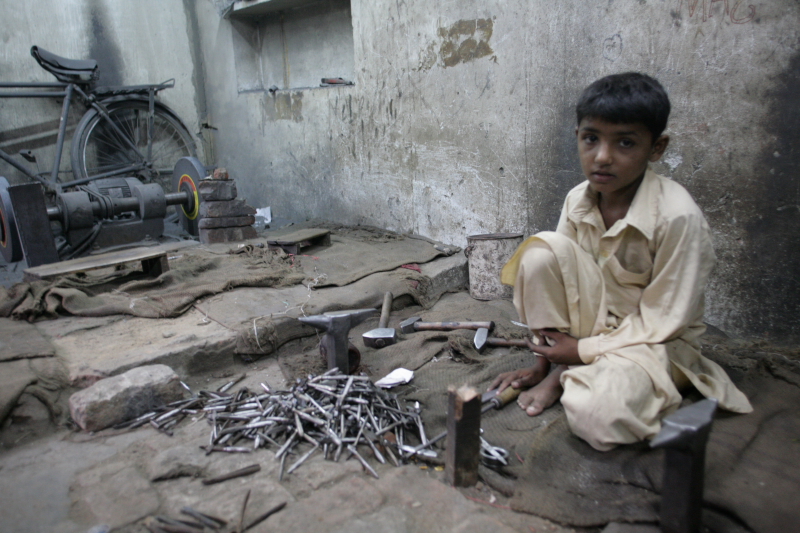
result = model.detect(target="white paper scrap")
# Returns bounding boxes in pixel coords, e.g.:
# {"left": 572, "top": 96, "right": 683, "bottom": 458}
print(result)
{"left": 375, "top": 368, "right": 414, "bottom": 388}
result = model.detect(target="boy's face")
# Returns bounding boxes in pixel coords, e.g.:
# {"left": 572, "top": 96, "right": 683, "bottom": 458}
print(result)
{"left": 576, "top": 117, "right": 669, "bottom": 197}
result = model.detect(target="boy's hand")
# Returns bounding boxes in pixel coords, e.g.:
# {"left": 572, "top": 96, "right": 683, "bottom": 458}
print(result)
{"left": 528, "top": 329, "right": 583, "bottom": 365}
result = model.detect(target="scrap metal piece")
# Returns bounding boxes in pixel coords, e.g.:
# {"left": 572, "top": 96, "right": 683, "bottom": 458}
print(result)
{"left": 650, "top": 398, "right": 718, "bottom": 533}
{"left": 202, "top": 464, "right": 261, "bottom": 485}
{"left": 243, "top": 501, "right": 287, "bottom": 531}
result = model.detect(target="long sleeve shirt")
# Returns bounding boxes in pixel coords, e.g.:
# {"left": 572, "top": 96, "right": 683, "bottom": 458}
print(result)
{"left": 556, "top": 168, "right": 716, "bottom": 364}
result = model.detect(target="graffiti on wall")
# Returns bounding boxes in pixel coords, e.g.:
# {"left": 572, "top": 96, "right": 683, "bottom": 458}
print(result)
{"left": 603, "top": 34, "right": 623, "bottom": 62}
{"left": 676, "top": 0, "right": 757, "bottom": 24}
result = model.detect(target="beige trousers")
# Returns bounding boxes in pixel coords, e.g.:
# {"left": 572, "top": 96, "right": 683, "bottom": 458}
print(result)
{"left": 511, "top": 234, "right": 683, "bottom": 451}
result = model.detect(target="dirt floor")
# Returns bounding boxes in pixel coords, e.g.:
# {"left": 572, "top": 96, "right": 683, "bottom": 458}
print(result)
{"left": 0, "top": 227, "right": 798, "bottom": 533}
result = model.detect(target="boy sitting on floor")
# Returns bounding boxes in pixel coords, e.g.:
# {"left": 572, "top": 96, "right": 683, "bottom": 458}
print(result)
{"left": 489, "top": 72, "right": 752, "bottom": 451}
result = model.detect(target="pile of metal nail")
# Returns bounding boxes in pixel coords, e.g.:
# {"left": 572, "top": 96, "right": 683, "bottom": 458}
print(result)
{"left": 202, "top": 368, "right": 433, "bottom": 479}
{"left": 112, "top": 396, "right": 204, "bottom": 436}
{"left": 114, "top": 369, "right": 435, "bottom": 479}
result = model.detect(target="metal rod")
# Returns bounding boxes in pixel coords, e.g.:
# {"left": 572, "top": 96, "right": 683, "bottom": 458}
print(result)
{"left": 0, "top": 90, "right": 69, "bottom": 98}
{"left": 201, "top": 464, "right": 261, "bottom": 485}
{"left": 244, "top": 502, "right": 287, "bottom": 532}
{"left": 49, "top": 83, "right": 74, "bottom": 192}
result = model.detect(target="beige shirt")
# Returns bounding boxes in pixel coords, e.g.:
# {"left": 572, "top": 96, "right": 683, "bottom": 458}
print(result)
{"left": 502, "top": 168, "right": 751, "bottom": 415}
{"left": 557, "top": 168, "right": 716, "bottom": 364}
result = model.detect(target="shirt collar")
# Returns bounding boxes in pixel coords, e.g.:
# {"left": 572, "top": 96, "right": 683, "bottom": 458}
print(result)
{"left": 567, "top": 167, "right": 660, "bottom": 239}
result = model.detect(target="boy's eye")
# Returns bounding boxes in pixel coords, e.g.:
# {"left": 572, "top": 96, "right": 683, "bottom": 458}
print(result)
{"left": 620, "top": 138, "right": 635, "bottom": 148}
{"left": 583, "top": 134, "right": 598, "bottom": 143}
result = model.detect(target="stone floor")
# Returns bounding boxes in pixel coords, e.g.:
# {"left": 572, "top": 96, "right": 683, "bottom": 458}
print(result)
{"left": 0, "top": 236, "right": 589, "bottom": 533}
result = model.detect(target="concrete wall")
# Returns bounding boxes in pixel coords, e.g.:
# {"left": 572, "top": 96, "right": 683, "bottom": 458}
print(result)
{"left": 1, "top": 1, "right": 797, "bottom": 341}
{"left": 197, "top": 0, "right": 800, "bottom": 340}
{"left": 0, "top": 0, "right": 208, "bottom": 183}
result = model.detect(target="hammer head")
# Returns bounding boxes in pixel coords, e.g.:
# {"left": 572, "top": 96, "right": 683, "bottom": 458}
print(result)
{"left": 299, "top": 308, "right": 378, "bottom": 334}
{"left": 473, "top": 327, "right": 489, "bottom": 352}
{"left": 363, "top": 327, "right": 397, "bottom": 348}
{"left": 650, "top": 398, "right": 718, "bottom": 450}
{"left": 399, "top": 316, "right": 421, "bottom": 334}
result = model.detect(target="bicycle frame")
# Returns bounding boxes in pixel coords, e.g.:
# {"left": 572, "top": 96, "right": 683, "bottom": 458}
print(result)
{"left": 0, "top": 81, "right": 155, "bottom": 193}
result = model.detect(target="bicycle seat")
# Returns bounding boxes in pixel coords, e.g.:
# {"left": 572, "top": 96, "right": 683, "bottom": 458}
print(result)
{"left": 31, "top": 46, "right": 98, "bottom": 84}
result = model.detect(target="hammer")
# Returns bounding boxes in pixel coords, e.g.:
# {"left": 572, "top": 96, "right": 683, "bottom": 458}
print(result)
{"left": 399, "top": 316, "right": 495, "bottom": 335}
{"left": 473, "top": 327, "right": 530, "bottom": 353}
{"left": 362, "top": 292, "right": 397, "bottom": 349}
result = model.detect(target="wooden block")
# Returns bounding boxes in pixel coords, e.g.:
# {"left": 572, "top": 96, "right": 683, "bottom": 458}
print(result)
{"left": 267, "top": 228, "right": 331, "bottom": 255}
{"left": 141, "top": 254, "right": 169, "bottom": 277}
{"left": 199, "top": 226, "right": 257, "bottom": 244}
{"left": 445, "top": 385, "right": 481, "bottom": 487}
{"left": 199, "top": 199, "right": 256, "bottom": 218}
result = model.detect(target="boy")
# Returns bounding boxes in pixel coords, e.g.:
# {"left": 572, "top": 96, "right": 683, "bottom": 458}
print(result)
{"left": 489, "top": 72, "right": 751, "bottom": 451}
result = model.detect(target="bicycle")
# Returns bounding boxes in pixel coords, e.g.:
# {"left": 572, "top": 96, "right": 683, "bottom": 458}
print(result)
{"left": 0, "top": 45, "right": 197, "bottom": 194}
{"left": 0, "top": 46, "right": 202, "bottom": 264}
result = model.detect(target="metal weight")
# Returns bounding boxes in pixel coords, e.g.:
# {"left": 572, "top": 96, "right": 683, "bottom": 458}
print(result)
{"left": 0, "top": 177, "right": 23, "bottom": 263}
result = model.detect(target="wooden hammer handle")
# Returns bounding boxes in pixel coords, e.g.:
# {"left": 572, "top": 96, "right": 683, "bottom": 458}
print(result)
{"left": 487, "top": 337, "right": 529, "bottom": 348}
{"left": 378, "top": 292, "right": 393, "bottom": 328}
{"left": 415, "top": 321, "right": 495, "bottom": 331}
{"left": 494, "top": 386, "right": 522, "bottom": 408}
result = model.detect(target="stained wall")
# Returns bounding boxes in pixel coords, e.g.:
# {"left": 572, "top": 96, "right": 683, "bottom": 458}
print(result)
{"left": 1, "top": 1, "right": 797, "bottom": 340}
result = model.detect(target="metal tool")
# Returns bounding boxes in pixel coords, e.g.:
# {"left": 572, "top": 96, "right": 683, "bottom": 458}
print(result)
{"left": 480, "top": 386, "right": 523, "bottom": 413}
{"left": 480, "top": 433, "right": 509, "bottom": 467}
{"left": 399, "top": 316, "right": 495, "bottom": 335}
{"left": 473, "top": 327, "right": 531, "bottom": 353}
{"left": 299, "top": 308, "right": 378, "bottom": 373}
{"left": 362, "top": 291, "right": 397, "bottom": 349}
{"left": 650, "top": 398, "right": 718, "bottom": 533}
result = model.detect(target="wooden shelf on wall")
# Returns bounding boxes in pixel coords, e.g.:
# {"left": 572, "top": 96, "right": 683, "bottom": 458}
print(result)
{"left": 231, "top": 0, "right": 322, "bottom": 18}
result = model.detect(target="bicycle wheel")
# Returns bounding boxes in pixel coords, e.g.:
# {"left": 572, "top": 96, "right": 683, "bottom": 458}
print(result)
{"left": 71, "top": 99, "right": 197, "bottom": 193}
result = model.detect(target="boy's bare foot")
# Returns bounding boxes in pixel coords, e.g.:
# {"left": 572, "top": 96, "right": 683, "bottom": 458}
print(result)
{"left": 518, "top": 365, "right": 566, "bottom": 416}
{"left": 488, "top": 356, "right": 550, "bottom": 393}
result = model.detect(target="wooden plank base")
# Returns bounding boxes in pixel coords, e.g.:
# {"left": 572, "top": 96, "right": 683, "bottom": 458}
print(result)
{"left": 267, "top": 228, "right": 331, "bottom": 255}
{"left": 23, "top": 247, "right": 170, "bottom": 282}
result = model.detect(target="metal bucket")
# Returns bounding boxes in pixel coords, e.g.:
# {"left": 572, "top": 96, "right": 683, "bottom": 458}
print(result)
{"left": 464, "top": 233, "right": 524, "bottom": 300}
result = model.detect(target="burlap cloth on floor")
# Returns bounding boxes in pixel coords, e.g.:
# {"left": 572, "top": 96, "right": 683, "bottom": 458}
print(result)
{"left": 0, "top": 225, "right": 447, "bottom": 321}
{"left": 0, "top": 247, "right": 305, "bottom": 321}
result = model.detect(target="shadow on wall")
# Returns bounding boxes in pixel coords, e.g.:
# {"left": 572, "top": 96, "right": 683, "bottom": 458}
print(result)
{"left": 85, "top": 0, "right": 124, "bottom": 86}
{"left": 745, "top": 50, "right": 800, "bottom": 340}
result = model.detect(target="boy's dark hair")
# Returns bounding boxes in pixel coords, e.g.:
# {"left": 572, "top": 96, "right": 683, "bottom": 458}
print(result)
{"left": 576, "top": 72, "right": 671, "bottom": 140}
